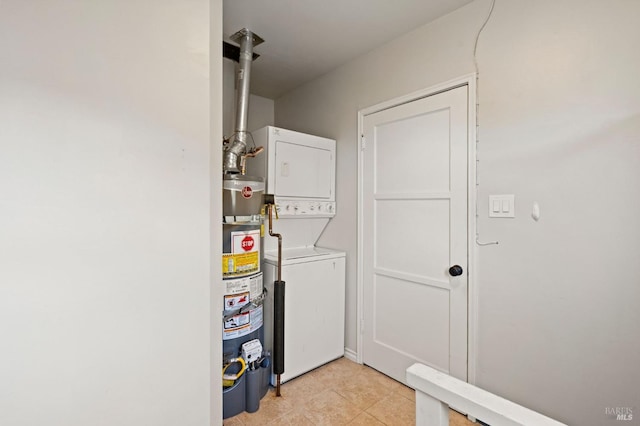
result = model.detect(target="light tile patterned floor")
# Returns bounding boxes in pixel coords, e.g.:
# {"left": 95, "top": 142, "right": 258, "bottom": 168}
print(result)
{"left": 224, "top": 357, "right": 475, "bottom": 425}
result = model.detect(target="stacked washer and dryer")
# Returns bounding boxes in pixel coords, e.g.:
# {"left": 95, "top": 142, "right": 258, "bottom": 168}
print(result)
{"left": 247, "top": 126, "right": 346, "bottom": 386}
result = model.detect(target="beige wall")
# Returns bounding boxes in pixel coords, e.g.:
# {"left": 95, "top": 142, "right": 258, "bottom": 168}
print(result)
{"left": 211, "top": 0, "right": 223, "bottom": 423}
{"left": 274, "top": 0, "right": 640, "bottom": 424}
{"left": 0, "top": 1, "right": 215, "bottom": 425}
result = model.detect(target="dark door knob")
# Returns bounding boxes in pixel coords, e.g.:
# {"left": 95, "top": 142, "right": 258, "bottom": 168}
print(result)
{"left": 449, "top": 265, "right": 464, "bottom": 276}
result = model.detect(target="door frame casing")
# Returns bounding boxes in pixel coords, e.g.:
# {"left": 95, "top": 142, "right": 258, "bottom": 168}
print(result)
{"left": 356, "top": 73, "right": 478, "bottom": 385}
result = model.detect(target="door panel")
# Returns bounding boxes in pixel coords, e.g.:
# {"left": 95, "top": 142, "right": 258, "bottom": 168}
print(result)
{"left": 375, "top": 199, "right": 450, "bottom": 278}
{"left": 362, "top": 85, "right": 469, "bottom": 383}
{"left": 373, "top": 275, "right": 450, "bottom": 371}
{"left": 375, "top": 108, "right": 451, "bottom": 193}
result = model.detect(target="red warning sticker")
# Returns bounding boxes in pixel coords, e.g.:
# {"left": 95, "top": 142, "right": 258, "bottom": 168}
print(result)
{"left": 241, "top": 236, "right": 254, "bottom": 251}
{"left": 231, "top": 230, "right": 259, "bottom": 254}
{"left": 224, "top": 291, "right": 250, "bottom": 311}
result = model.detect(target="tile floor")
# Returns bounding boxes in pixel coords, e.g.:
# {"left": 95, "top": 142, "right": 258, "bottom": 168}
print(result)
{"left": 224, "top": 357, "right": 475, "bottom": 425}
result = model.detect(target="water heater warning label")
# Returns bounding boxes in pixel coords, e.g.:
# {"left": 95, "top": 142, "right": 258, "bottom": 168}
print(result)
{"left": 223, "top": 229, "right": 261, "bottom": 277}
{"left": 224, "top": 311, "right": 250, "bottom": 330}
{"left": 240, "top": 236, "right": 254, "bottom": 251}
{"left": 222, "top": 252, "right": 259, "bottom": 277}
{"left": 224, "top": 291, "right": 249, "bottom": 311}
{"left": 223, "top": 273, "right": 263, "bottom": 301}
{"left": 231, "top": 230, "right": 260, "bottom": 253}
{"left": 222, "top": 305, "right": 263, "bottom": 340}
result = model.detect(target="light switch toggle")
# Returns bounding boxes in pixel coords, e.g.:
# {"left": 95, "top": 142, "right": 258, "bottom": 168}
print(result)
{"left": 489, "top": 195, "right": 515, "bottom": 218}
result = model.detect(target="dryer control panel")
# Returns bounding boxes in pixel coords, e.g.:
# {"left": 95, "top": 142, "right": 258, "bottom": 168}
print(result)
{"left": 276, "top": 200, "right": 336, "bottom": 218}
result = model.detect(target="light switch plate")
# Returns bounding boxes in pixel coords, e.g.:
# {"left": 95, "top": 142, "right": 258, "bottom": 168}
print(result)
{"left": 489, "top": 194, "right": 515, "bottom": 218}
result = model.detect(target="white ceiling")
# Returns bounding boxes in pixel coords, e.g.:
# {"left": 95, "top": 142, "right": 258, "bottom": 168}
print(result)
{"left": 223, "top": 0, "right": 475, "bottom": 99}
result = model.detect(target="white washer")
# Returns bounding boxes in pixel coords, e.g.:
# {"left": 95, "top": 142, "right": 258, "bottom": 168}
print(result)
{"left": 263, "top": 247, "right": 345, "bottom": 384}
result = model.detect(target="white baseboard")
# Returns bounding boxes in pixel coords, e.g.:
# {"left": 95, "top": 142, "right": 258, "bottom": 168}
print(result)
{"left": 344, "top": 348, "right": 359, "bottom": 363}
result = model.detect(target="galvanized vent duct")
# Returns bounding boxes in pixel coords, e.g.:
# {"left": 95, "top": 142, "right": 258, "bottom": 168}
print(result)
{"left": 223, "top": 28, "right": 264, "bottom": 175}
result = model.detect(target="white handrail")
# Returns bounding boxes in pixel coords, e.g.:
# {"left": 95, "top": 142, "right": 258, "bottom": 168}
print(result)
{"left": 406, "top": 364, "right": 567, "bottom": 426}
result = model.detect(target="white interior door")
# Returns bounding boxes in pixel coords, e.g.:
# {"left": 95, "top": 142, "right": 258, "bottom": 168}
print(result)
{"left": 362, "top": 85, "right": 469, "bottom": 383}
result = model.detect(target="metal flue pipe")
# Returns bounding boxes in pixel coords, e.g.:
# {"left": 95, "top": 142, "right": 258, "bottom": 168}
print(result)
{"left": 223, "top": 28, "right": 264, "bottom": 174}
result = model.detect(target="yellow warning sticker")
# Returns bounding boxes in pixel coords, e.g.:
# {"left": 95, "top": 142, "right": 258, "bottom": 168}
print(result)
{"left": 222, "top": 252, "right": 260, "bottom": 277}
